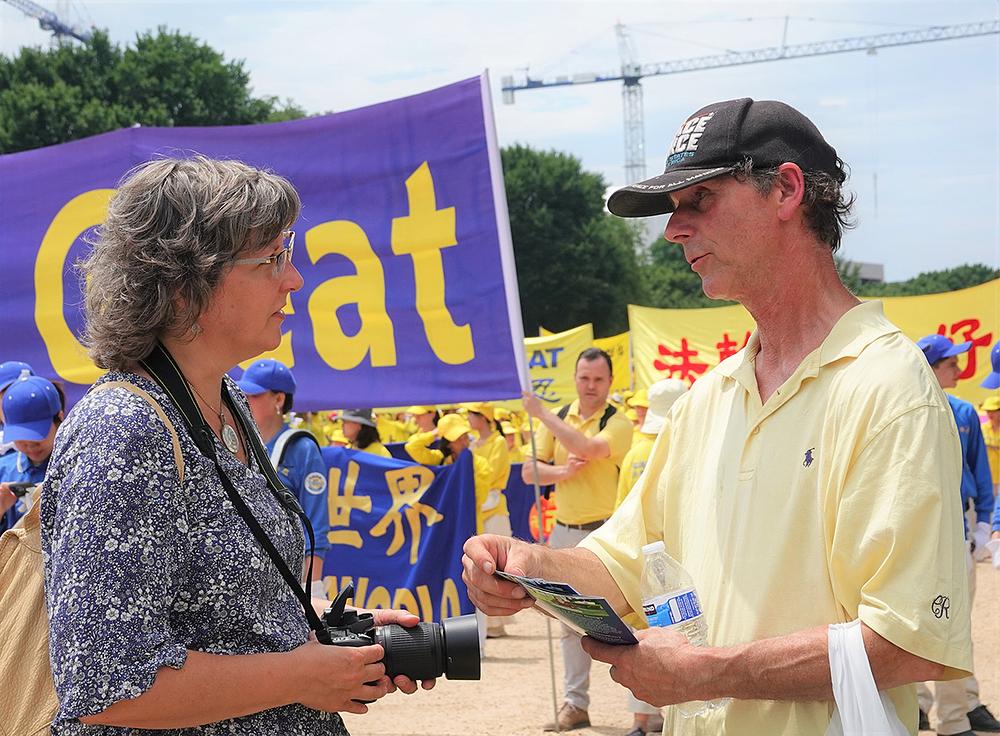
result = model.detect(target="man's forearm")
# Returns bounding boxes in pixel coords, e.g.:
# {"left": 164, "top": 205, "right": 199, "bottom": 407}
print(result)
{"left": 521, "top": 460, "right": 566, "bottom": 486}
{"left": 699, "top": 623, "right": 945, "bottom": 702}
{"left": 527, "top": 545, "right": 628, "bottom": 613}
{"left": 536, "top": 410, "right": 605, "bottom": 459}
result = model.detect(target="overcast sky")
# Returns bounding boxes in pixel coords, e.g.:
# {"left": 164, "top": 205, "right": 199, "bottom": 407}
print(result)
{"left": 2, "top": 0, "right": 998, "bottom": 281}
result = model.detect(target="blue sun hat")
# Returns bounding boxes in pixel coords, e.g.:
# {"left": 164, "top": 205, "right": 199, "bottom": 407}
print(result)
{"left": 237, "top": 359, "right": 297, "bottom": 396}
{"left": 0, "top": 361, "right": 34, "bottom": 392}
{"left": 980, "top": 340, "right": 1000, "bottom": 390}
{"left": 916, "top": 334, "right": 972, "bottom": 365}
{"left": 2, "top": 375, "right": 61, "bottom": 441}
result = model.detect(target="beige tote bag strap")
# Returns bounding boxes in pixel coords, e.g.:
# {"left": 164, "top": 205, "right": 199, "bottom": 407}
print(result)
{"left": 90, "top": 381, "right": 185, "bottom": 485}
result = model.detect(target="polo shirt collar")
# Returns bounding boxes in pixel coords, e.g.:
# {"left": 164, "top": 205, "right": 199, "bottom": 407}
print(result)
{"left": 566, "top": 399, "right": 610, "bottom": 424}
{"left": 717, "top": 300, "right": 898, "bottom": 391}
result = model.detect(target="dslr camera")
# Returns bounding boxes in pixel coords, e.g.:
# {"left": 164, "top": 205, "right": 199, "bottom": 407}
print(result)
{"left": 319, "top": 583, "right": 480, "bottom": 681}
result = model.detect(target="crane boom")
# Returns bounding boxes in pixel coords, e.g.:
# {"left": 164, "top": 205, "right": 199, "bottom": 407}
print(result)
{"left": 3, "top": 0, "right": 92, "bottom": 43}
{"left": 500, "top": 19, "right": 999, "bottom": 185}
{"left": 503, "top": 20, "right": 999, "bottom": 93}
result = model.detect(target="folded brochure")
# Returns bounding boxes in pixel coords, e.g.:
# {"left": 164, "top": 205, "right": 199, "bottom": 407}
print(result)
{"left": 495, "top": 571, "right": 638, "bottom": 645}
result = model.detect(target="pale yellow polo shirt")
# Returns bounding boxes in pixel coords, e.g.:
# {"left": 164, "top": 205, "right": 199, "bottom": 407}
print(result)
{"left": 534, "top": 400, "right": 633, "bottom": 526}
{"left": 580, "top": 301, "right": 972, "bottom": 736}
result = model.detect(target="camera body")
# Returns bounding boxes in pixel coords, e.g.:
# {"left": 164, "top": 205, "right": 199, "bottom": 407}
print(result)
{"left": 319, "top": 583, "right": 480, "bottom": 681}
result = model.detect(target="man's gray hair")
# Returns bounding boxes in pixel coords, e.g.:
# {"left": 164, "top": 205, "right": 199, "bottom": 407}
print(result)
{"left": 80, "top": 156, "right": 301, "bottom": 371}
{"left": 731, "top": 156, "right": 855, "bottom": 252}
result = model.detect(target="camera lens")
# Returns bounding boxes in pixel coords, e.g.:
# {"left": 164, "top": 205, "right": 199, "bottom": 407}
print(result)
{"left": 376, "top": 614, "right": 481, "bottom": 681}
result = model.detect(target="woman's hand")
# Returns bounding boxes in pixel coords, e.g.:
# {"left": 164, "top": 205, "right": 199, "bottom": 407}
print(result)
{"left": 290, "top": 634, "right": 393, "bottom": 714}
{"left": 363, "top": 608, "right": 438, "bottom": 694}
{"left": 0, "top": 483, "right": 17, "bottom": 514}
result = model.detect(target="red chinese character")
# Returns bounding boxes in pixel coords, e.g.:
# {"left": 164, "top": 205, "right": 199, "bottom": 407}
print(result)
{"left": 716, "top": 331, "right": 751, "bottom": 362}
{"left": 936, "top": 319, "right": 993, "bottom": 380}
{"left": 653, "top": 339, "right": 709, "bottom": 385}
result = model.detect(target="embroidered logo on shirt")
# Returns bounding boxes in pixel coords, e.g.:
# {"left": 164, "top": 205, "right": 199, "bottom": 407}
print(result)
{"left": 803, "top": 448, "right": 816, "bottom": 467}
{"left": 931, "top": 595, "right": 950, "bottom": 620}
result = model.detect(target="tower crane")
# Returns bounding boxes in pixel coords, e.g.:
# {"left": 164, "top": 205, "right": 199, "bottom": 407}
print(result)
{"left": 502, "top": 20, "right": 1000, "bottom": 185}
{"left": 2, "top": 0, "right": 92, "bottom": 43}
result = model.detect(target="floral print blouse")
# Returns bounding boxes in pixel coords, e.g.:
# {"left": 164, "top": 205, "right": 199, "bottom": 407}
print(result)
{"left": 40, "top": 372, "right": 347, "bottom": 735}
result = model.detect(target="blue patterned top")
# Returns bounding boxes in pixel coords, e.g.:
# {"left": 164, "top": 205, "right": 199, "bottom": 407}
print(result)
{"left": 40, "top": 372, "right": 347, "bottom": 735}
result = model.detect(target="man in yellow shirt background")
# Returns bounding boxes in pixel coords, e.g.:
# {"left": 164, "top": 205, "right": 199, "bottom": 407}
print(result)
{"left": 521, "top": 347, "right": 634, "bottom": 731}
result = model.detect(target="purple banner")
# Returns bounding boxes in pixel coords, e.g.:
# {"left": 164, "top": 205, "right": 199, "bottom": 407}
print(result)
{"left": 0, "top": 75, "right": 526, "bottom": 410}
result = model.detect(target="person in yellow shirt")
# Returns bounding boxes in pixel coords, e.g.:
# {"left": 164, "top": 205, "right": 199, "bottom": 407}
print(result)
{"left": 405, "top": 413, "right": 495, "bottom": 534}
{"left": 463, "top": 402, "right": 513, "bottom": 638}
{"left": 463, "top": 402, "right": 512, "bottom": 524}
{"left": 464, "top": 98, "right": 972, "bottom": 736}
{"left": 501, "top": 421, "right": 529, "bottom": 463}
{"left": 519, "top": 347, "right": 634, "bottom": 731}
{"left": 615, "top": 379, "right": 687, "bottom": 510}
{"left": 406, "top": 406, "right": 439, "bottom": 435}
{"left": 340, "top": 408, "right": 391, "bottom": 458}
{"left": 375, "top": 410, "right": 409, "bottom": 443}
{"left": 981, "top": 396, "right": 1000, "bottom": 495}
{"left": 626, "top": 389, "right": 649, "bottom": 445}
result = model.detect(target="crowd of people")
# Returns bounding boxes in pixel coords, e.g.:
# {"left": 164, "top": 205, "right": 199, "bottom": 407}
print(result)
{"left": 2, "top": 97, "right": 1000, "bottom": 736}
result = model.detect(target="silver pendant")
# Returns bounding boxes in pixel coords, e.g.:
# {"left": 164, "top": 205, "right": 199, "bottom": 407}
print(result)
{"left": 222, "top": 423, "right": 240, "bottom": 454}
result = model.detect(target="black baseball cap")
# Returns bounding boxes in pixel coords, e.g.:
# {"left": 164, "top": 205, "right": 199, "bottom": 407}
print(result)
{"left": 607, "top": 98, "right": 843, "bottom": 218}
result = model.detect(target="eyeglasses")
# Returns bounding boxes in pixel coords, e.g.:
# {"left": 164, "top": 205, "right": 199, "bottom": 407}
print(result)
{"left": 234, "top": 230, "right": 295, "bottom": 277}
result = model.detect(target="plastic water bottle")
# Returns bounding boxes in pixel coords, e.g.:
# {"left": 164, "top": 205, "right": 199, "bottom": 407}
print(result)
{"left": 640, "top": 540, "right": 730, "bottom": 718}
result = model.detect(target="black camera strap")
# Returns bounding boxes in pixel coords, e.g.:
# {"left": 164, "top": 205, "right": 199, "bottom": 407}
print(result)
{"left": 139, "top": 343, "right": 325, "bottom": 634}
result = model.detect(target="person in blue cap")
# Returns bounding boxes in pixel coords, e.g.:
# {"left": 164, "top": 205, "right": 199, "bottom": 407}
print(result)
{"left": 0, "top": 374, "right": 63, "bottom": 533}
{"left": 238, "top": 358, "right": 331, "bottom": 600}
{"left": 914, "top": 333, "right": 1000, "bottom": 736}
{"left": 0, "top": 360, "right": 35, "bottom": 455}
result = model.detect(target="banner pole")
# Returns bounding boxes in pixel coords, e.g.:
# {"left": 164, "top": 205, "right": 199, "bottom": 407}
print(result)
{"left": 527, "top": 416, "right": 560, "bottom": 732}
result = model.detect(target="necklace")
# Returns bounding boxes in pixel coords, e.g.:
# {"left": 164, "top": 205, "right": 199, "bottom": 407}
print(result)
{"left": 189, "top": 382, "right": 241, "bottom": 455}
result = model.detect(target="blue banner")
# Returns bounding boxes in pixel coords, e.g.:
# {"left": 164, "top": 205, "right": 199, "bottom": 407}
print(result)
{"left": 0, "top": 75, "right": 528, "bottom": 410}
{"left": 321, "top": 447, "right": 477, "bottom": 620}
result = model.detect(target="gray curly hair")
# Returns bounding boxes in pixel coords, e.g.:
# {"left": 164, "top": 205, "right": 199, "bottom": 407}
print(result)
{"left": 80, "top": 156, "right": 301, "bottom": 371}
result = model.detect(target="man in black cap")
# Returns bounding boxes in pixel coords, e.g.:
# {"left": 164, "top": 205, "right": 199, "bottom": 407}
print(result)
{"left": 464, "top": 99, "right": 973, "bottom": 735}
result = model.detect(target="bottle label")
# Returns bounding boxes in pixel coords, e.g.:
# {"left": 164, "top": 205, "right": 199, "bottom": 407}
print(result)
{"left": 643, "top": 588, "right": 702, "bottom": 627}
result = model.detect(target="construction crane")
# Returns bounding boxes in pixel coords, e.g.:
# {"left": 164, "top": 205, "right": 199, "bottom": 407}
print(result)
{"left": 502, "top": 20, "right": 1000, "bottom": 185}
{"left": 3, "top": 0, "right": 92, "bottom": 43}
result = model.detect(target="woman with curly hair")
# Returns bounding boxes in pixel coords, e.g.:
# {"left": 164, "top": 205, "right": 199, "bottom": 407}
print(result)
{"left": 40, "top": 156, "right": 432, "bottom": 735}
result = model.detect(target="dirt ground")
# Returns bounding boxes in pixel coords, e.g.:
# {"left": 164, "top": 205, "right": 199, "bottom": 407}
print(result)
{"left": 342, "top": 561, "right": 999, "bottom": 736}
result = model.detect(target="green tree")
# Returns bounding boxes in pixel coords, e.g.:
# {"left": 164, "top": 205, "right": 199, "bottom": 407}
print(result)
{"left": 857, "top": 263, "right": 998, "bottom": 297}
{"left": 502, "top": 144, "right": 646, "bottom": 336}
{"left": 0, "top": 28, "right": 304, "bottom": 153}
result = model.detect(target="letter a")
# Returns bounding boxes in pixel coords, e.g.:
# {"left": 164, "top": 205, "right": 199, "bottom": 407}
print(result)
{"left": 307, "top": 221, "right": 396, "bottom": 370}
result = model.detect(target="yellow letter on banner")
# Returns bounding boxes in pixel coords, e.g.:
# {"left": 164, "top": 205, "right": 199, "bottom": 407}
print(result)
{"left": 390, "top": 162, "right": 474, "bottom": 365}
{"left": 307, "top": 220, "right": 396, "bottom": 370}
{"left": 35, "top": 189, "right": 114, "bottom": 385}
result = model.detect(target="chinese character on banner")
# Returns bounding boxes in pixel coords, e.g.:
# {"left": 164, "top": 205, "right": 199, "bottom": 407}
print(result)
{"left": 327, "top": 462, "right": 372, "bottom": 549}
{"left": 653, "top": 339, "right": 709, "bottom": 385}
{"left": 371, "top": 466, "right": 444, "bottom": 564}
{"left": 937, "top": 319, "right": 993, "bottom": 380}
{"left": 531, "top": 377, "right": 561, "bottom": 404}
{"left": 716, "top": 331, "right": 751, "bottom": 362}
